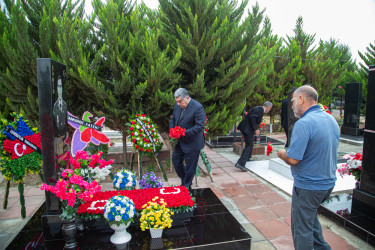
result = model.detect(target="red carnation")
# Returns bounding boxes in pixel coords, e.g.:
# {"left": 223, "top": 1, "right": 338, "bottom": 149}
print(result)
{"left": 130, "top": 127, "right": 134, "bottom": 131}
{"left": 131, "top": 121, "right": 136, "bottom": 125}
{"left": 135, "top": 145, "right": 139, "bottom": 149}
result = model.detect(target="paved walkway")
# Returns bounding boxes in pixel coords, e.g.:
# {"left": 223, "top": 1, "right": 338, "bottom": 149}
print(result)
{"left": 0, "top": 133, "right": 373, "bottom": 249}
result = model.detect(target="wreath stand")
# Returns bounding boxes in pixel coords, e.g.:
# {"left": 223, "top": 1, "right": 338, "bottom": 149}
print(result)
{"left": 194, "top": 149, "right": 214, "bottom": 187}
{"left": 129, "top": 150, "right": 168, "bottom": 182}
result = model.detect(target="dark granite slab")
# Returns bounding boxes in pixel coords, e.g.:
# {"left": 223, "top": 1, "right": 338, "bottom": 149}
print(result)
{"left": 320, "top": 192, "right": 375, "bottom": 246}
{"left": 7, "top": 188, "right": 251, "bottom": 249}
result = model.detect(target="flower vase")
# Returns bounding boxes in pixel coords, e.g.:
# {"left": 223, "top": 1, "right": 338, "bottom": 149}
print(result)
{"left": 150, "top": 228, "right": 163, "bottom": 238}
{"left": 110, "top": 221, "right": 132, "bottom": 245}
{"left": 62, "top": 217, "right": 77, "bottom": 249}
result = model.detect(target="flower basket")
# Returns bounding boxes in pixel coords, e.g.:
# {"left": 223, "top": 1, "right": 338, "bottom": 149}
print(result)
{"left": 140, "top": 196, "right": 174, "bottom": 232}
{"left": 150, "top": 228, "right": 163, "bottom": 238}
{"left": 113, "top": 169, "right": 136, "bottom": 190}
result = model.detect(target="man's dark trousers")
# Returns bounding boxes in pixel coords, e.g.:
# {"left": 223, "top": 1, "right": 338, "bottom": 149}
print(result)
{"left": 172, "top": 143, "right": 200, "bottom": 188}
{"left": 237, "top": 131, "right": 255, "bottom": 167}
{"left": 291, "top": 186, "right": 333, "bottom": 250}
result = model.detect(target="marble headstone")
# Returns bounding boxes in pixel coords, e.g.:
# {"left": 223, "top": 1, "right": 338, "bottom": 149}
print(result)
{"left": 341, "top": 82, "right": 362, "bottom": 136}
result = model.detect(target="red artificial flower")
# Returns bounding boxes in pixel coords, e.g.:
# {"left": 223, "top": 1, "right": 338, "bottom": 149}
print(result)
{"left": 77, "top": 186, "right": 194, "bottom": 215}
{"left": 135, "top": 145, "right": 139, "bottom": 149}
{"left": 266, "top": 142, "right": 273, "bottom": 156}
{"left": 130, "top": 127, "right": 134, "bottom": 131}
{"left": 131, "top": 121, "right": 136, "bottom": 125}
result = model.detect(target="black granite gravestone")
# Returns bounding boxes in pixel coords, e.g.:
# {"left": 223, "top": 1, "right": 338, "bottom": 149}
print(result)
{"left": 287, "top": 89, "right": 299, "bottom": 147}
{"left": 37, "top": 58, "right": 68, "bottom": 240}
{"left": 352, "top": 66, "right": 375, "bottom": 219}
{"left": 341, "top": 82, "right": 362, "bottom": 136}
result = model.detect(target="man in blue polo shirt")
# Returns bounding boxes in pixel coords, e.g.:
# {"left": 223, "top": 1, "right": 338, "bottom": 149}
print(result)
{"left": 277, "top": 85, "right": 340, "bottom": 250}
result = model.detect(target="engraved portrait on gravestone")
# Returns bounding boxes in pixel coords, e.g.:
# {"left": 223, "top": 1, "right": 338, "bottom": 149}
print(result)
{"left": 53, "top": 75, "right": 67, "bottom": 136}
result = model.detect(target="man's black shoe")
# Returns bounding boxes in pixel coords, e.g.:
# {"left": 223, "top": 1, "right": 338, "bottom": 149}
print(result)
{"left": 235, "top": 163, "right": 246, "bottom": 172}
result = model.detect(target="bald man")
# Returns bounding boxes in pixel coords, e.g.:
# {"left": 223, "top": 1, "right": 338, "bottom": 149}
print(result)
{"left": 277, "top": 85, "right": 339, "bottom": 250}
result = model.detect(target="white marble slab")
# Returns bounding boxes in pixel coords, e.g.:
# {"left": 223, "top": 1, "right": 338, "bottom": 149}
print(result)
{"left": 244, "top": 159, "right": 356, "bottom": 196}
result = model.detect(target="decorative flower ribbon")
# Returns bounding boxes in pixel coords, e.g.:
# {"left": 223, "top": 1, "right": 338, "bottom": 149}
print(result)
{"left": 67, "top": 111, "right": 110, "bottom": 157}
{"left": 4, "top": 127, "right": 41, "bottom": 157}
{"left": 136, "top": 117, "right": 157, "bottom": 156}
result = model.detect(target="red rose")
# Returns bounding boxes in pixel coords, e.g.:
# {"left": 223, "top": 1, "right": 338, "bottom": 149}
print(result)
{"left": 135, "top": 145, "right": 139, "bottom": 149}
{"left": 131, "top": 133, "right": 134, "bottom": 136}
{"left": 130, "top": 127, "right": 134, "bottom": 131}
{"left": 131, "top": 121, "right": 136, "bottom": 125}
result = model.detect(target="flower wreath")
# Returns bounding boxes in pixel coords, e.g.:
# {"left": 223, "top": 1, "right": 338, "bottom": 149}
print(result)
{"left": 0, "top": 113, "right": 42, "bottom": 183}
{"left": 128, "top": 114, "right": 162, "bottom": 156}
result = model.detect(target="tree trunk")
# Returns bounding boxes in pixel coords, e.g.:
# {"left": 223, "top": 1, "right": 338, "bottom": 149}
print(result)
{"left": 122, "top": 128, "right": 128, "bottom": 169}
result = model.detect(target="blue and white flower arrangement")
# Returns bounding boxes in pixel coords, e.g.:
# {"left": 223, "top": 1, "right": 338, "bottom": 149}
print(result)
{"left": 139, "top": 172, "right": 163, "bottom": 189}
{"left": 103, "top": 196, "right": 136, "bottom": 226}
{"left": 113, "top": 169, "right": 136, "bottom": 190}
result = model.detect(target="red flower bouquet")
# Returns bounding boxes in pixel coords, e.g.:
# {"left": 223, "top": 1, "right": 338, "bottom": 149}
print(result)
{"left": 169, "top": 126, "right": 186, "bottom": 139}
{"left": 259, "top": 122, "right": 266, "bottom": 129}
{"left": 266, "top": 142, "right": 273, "bottom": 156}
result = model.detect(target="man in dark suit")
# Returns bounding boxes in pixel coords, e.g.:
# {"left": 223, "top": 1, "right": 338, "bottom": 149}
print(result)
{"left": 235, "top": 101, "right": 272, "bottom": 171}
{"left": 170, "top": 88, "right": 206, "bottom": 189}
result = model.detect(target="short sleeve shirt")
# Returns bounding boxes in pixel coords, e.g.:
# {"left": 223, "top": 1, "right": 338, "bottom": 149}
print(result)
{"left": 287, "top": 105, "right": 340, "bottom": 190}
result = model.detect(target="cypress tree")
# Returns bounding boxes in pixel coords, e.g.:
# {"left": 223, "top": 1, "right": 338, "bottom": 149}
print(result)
{"left": 85, "top": 0, "right": 181, "bottom": 167}
{"left": 249, "top": 17, "right": 303, "bottom": 122}
{"left": 286, "top": 17, "right": 349, "bottom": 106}
{"left": 159, "top": 0, "right": 272, "bottom": 136}
{"left": 0, "top": 0, "right": 86, "bottom": 125}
